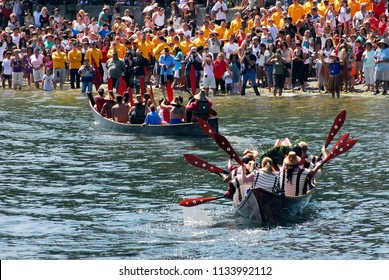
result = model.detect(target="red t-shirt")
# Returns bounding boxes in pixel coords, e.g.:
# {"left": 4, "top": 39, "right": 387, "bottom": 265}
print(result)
{"left": 213, "top": 59, "right": 228, "bottom": 80}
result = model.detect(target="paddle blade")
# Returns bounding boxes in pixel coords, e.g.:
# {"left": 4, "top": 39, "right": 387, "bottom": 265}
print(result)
{"left": 325, "top": 110, "right": 347, "bottom": 148}
{"left": 197, "top": 118, "right": 216, "bottom": 139}
{"left": 108, "top": 78, "right": 113, "bottom": 91}
{"left": 117, "top": 76, "right": 127, "bottom": 96}
{"left": 92, "top": 58, "right": 102, "bottom": 91}
{"left": 183, "top": 154, "right": 227, "bottom": 174}
{"left": 325, "top": 132, "right": 350, "bottom": 162}
{"left": 179, "top": 196, "right": 223, "bottom": 207}
{"left": 128, "top": 87, "right": 134, "bottom": 107}
{"left": 140, "top": 76, "right": 146, "bottom": 98}
{"left": 149, "top": 83, "right": 155, "bottom": 102}
{"left": 214, "top": 133, "right": 243, "bottom": 165}
{"left": 167, "top": 79, "right": 173, "bottom": 102}
{"left": 190, "top": 64, "right": 196, "bottom": 95}
{"left": 326, "top": 138, "right": 358, "bottom": 162}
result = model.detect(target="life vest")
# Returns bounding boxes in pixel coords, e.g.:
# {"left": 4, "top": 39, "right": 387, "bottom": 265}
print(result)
{"left": 193, "top": 100, "right": 210, "bottom": 121}
{"left": 130, "top": 104, "right": 146, "bottom": 124}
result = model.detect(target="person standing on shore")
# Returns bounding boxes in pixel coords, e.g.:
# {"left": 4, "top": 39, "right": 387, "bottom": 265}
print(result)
{"left": 68, "top": 41, "right": 82, "bottom": 90}
{"left": 52, "top": 47, "right": 67, "bottom": 90}
{"left": 11, "top": 49, "right": 24, "bottom": 90}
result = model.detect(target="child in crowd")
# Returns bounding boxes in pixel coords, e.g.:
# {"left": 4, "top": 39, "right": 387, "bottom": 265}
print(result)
{"left": 2, "top": 51, "right": 12, "bottom": 89}
{"left": 223, "top": 65, "right": 234, "bottom": 95}
{"left": 328, "top": 51, "right": 342, "bottom": 98}
{"left": 42, "top": 68, "right": 54, "bottom": 91}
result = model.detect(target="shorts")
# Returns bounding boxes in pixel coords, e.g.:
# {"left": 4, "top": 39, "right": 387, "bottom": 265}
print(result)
{"left": 33, "top": 69, "right": 44, "bottom": 82}
{"left": 161, "top": 74, "right": 174, "bottom": 85}
{"left": 203, "top": 74, "right": 216, "bottom": 88}
{"left": 354, "top": 61, "right": 363, "bottom": 71}
{"left": 174, "top": 69, "right": 180, "bottom": 79}
{"left": 54, "top": 68, "right": 66, "bottom": 83}
{"left": 3, "top": 74, "right": 11, "bottom": 79}
{"left": 226, "top": 83, "right": 232, "bottom": 91}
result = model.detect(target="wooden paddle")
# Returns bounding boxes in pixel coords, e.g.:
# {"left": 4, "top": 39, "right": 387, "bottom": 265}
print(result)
{"left": 117, "top": 76, "right": 127, "bottom": 96}
{"left": 140, "top": 76, "right": 146, "bottom": 98}
{"left": 320, "top": 110, "right": 347, "bottom": 157}
{"left": 197, "top": 118, "right": 216, "bottom": 139}
{"left": 311, "top": 133, "right": 357, "bottom": 175}
{"left": 190, "top": 64, "right": 196, "bottom": 96}
{"left": 179, "top": 196, "right": 225, "bottom": 207}
{"left": 108, "top": 78, "right": 113, "bottom": 91}
{"left": 128, "top": 87, "right": 134, "bottom": 107}
{"left": 167, "top": 79, "right": 174, "bottom": 102}
{"left": 183, "top": 154, "right": 229, "bottom": 176}
{"left": 214, "top": 133, "right": 243, "bottom": 165}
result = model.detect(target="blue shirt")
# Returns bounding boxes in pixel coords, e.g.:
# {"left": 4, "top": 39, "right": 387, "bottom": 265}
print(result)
{"left": 174, "top": 52, "right": 185, "bottom": 71}
{"left": 98, "top": 28, "right": 110, "bottom": 39}
{"left": 144, "top": 111, "right": 161, "bottom": 125}
{"left": 158, "top": 54, "right": 175, "bottom": 76}
{"left": 375, "top": 48, "right": 389, "bottom": 71}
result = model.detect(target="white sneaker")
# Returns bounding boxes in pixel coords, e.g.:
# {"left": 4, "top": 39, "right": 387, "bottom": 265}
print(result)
{"left": 79, "top": 0, "right": 84, "bottom": 5}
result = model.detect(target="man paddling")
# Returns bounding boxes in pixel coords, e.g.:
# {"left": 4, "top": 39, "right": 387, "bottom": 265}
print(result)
{"left": 112, "top": 95, "right": 130, "bottom": 123}
{"left": 185, "top": 90, "right": 217, "bottom": 122}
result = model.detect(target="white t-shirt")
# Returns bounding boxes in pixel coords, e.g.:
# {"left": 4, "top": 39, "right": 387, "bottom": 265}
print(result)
{"left": 0, "top": 44, "right": 6, "bottom": 61}
{"left": 33, "top": 11, "right": 42, "bottom": 26}
{"left": 211, "top": 2, "right": 228, "bottom": 21}
{"left": 12, "top": 34, "right": 21, "bottom": 46}
{"left": 2, "top": 58, "right": 12, "bottom": 75}
{"left": 30, "top": 54, "right": 44, "bottom": 69}
{"left": 223, "top": 42, "right": 239, "bottom": 59}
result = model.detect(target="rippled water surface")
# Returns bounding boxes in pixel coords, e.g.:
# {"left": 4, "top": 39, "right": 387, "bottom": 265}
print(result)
{"left": 0, "top": 90, "right": 388, "bottom": 260}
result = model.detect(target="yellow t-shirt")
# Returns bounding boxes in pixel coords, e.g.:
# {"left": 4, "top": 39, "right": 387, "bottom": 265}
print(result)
{"left": 304, "top": 0, "right": 314, "bottom": 14}
{"left": 137, "top": 41, "right": 152, "bottom": 59}
{"left": 230, "top": 18, "right": 242, "bottom": 33}
{"left": 288, "top": 3, "right": 305, "bottom": 24}
{"left": 52, "top": 51, "right": 67, "bottom": 69}
{"left": 193, "top": 37, "right": 207, "bottom": 47}
{"left": 348, "top": 0, "right": 360, "bottom": 18}
{"left": 152, "top": 42, "right": 168, "bottom": 60}
{"left": 67, "top": 49, "right": 82, "bottom": 69}
{"left": 180, "top": 41, "right": 192, "bottom": 56}
{"left": 85, "top": 48, "right": 103, "bottom": 65}
{"left": 271, "top": 11, "right": 283, "bottom": 29}
{"left": 214, "top": 26, "right": 226, "bottom": 40}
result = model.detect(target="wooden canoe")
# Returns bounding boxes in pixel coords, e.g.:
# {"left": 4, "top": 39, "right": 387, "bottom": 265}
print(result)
{"left": 236, "top": 188, "right": 314, "bottom": 224}
{"left": 89, "top": 101, "right": 219, "bottom": 137}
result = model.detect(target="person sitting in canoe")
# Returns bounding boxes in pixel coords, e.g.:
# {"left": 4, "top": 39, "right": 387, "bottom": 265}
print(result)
{"left": 292, "top": 141, "right": 326, "bottom": 179}
{"left": 129, "top": 94, "right": 150, "bottom": 124}
{"left": 159, "top": 96, "right": 186, "bottom": 124}
{"left": 112, "top": 94, "right": 130, "bottom": 124}
{"left": 185, "top": 90, "right": 217, "bottom": 122}
{"left": 243, "top": 157, "right": 280, "bottom": 193}
{"left": 100, "top": 90, "right": 117, "bottom": 119}
{"left": 142, "top": 104, "right": 161, "bottom": 126}
{"left": 223, "top": 150, "right": 259, "bottom": 206}
{"left": 279, "top": 151, "right": 315, "bottom": 197}
{"left": 94, "top": 88, "right": 108, "bottom": 113}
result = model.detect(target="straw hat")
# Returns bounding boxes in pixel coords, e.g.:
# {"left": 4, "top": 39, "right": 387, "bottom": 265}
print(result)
{"left": 194, "top": 90, "right": 208, "bottom": 101}
{"left": 243, "top": 149, "right": 259, "bottom": 159}
{"left": 284, "top": 151, "right": 301, "bottom": 166}
{"left": 102, "top": 5, "right": 110, "bottom": 11}
{"left": 134, "top": 94, "right": 145, "bottom": 105}
{"left": 377, "top": 39, "right": 389, "bottom": 47}
{"left": 328, "top": 51, "right": 338, "bottom": 59}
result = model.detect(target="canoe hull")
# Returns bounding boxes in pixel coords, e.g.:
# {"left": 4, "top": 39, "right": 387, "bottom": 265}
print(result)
{"left": 89, "top": 101, "right": 219, "bottom": 137}
{"left": 236, "top": 188, "right": 314, "bottom": 224}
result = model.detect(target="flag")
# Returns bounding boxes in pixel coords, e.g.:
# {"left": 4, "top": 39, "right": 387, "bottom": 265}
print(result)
{"left": 92, "top": 57, "right": 102, "bottom": 91}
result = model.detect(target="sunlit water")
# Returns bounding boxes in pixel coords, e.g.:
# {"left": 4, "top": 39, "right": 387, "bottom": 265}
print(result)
{"left": 0, "top": 89, "right": 388, "bottom": 259}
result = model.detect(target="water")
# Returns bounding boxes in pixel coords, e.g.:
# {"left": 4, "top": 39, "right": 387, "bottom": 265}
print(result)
{"left": 0, "top": 90, "right": 388, "bottom": 260}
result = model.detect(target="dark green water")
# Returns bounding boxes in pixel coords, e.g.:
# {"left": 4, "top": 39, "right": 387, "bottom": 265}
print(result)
{"left": 0, "top": 90, "right": 388, "bottom": 259}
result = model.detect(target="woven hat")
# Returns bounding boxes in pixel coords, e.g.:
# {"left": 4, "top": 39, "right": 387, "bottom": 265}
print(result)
{"left": 284, "top": 151, "right": 301, "bottom": 166}
{"left": 102, "top": 5, "right": 110, "bottom": 11}
{"left": 194, "top": 90, "right": 208, "bottom": 101}
{"left": 377, "top": 39, "right": 389, "bottom": 47}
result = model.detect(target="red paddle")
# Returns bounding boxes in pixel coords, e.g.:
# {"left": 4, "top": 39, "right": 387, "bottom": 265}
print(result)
{"left": 140, "top": 76, "right": 146, "bottom": 98}
{"left": 214, "top": 133, "right": 243, "bottom": 165}
{"left": 108, "top": 78, "right": 113, "bottom": 91}
{"left": 167, "top": 79, "right": 173, "bottom": 102}
{"left": 183, "top": 154, "right": 228, "bottom": 176}
{"left": 128, "top": 87, "right": 134, "bottom": 107}
{"left": 325, "top": 110, "right": 347, "bottom": 147}
{"left": 149, "top": 83, "right": 155, "bottom": 104}
{"left": 311, "top": 133, "right": 357, "bottom": 175}
{"left": 117, "top": 76, "right": 127, "bottom": 96}
{"left": 197, "top": 118, "right": 216, "bottom": 139}
{"left": 190, "top": 64, "right": 196, "bottom": 95}
{"left": 179, "top": 196, "right": 225, "bottom": 207}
